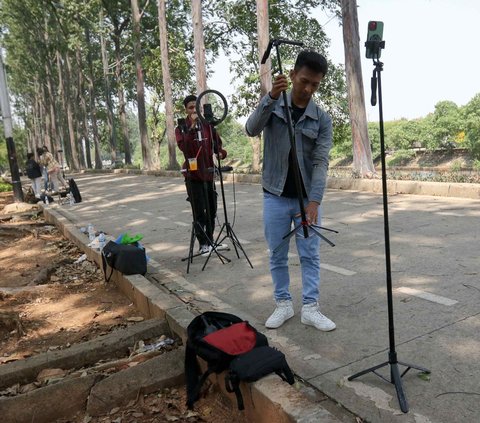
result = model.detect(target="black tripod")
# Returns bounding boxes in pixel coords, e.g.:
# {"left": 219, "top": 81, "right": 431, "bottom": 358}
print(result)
{"left": 347, "top": 36, "right": 430, "bottom": 414}
{"left": 195, "top": 90, "right": 253, "bottom": 270}
{"left": 261, "top": 39, "right": 337, "bottom": 254}
{"left": 179, "top": 122, "right": 230, "bottom": 273}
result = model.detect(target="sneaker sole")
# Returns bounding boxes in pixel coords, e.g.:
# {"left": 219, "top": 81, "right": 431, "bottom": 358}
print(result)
{"left": 265, "top": 311, "right": 294, "bottom": 329}
{"left": 300, "top": 316, "right": 336, "bottom": 331}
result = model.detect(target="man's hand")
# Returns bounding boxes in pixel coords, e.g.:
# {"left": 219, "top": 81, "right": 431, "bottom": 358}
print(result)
{"left": 189, "top": 113, "right": 198, "bottom": 129}
{"left": 305, "top": 201, "right": 320, "bottom": 225}
{"left": 270, "top": 74, "right": 289, "bottom": 100}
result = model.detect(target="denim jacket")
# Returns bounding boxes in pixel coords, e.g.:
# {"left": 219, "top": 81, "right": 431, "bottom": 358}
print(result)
{"left": 245, "top": 92, "right": 332, "bottom": 204}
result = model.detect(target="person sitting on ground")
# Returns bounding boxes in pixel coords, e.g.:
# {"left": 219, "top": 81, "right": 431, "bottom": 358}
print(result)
{"left": 25, "top": 152, "right": 43, "bottom": 199}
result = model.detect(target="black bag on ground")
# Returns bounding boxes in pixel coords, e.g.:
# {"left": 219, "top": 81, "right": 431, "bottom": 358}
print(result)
{"left": 225, "top": 345, "right": 295, "bottom": 410}
{"left": 185, "top": 311, "right": 293, "bottom": 410}
{"left": 101, "top": 240, "right": 147, "bottom": 282}
{"left": 68, "top": 178, "right": 82, "bottom": 203}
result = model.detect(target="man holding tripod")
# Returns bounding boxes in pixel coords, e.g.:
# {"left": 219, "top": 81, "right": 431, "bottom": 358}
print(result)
{"left": 246, "top": 50, "right": 335, "bottom": 331}
{"left": 176, "top": 95, "right": 228, "bottom": 256}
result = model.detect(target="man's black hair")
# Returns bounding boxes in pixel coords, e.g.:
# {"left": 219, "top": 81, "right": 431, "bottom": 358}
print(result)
{"left": 183, "top": 95, "right": 197, "bottom": 108}
{"left": 27, "top": 152, "right": 34, "bottom": 160}
{"left": 36, "top": 147, "right": 44, "bottom": 156}
{"left": 294, "top": 50, "right": 328, "bottom": 76}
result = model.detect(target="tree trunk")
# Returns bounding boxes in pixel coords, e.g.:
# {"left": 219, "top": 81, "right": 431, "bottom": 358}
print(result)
{"left": 45, "top": 62, "right": 60, "bottom": 156}
{"left": 157, "top": 0, "right": 179, "bottom": 170}
{"left": 56, "top": 50, "right": 72, "bottom": 168}
{"left": 341, "top": 0, "right": 375, "bottom": 178}
{"left": 191, "top": 0, "right": 207, "bottom": 96}
{"left": 100, "top": 12, "right": 118, "bottom": 165}
{"left": 76, "top": 48, "right": 92, "bottom": 168}
{"left": 131, "top": 0, "right": 153, "bottom": 170}
{"left": 113, "top": 31, "right": 132, "bottom": 165}
{"left": 64, "top": 53, "right": 81, "bottom": 170}
{"left": 252, "top": 0, "right": 271, "bottom": 174}
{"left": 85, "top": 28, "right": 103, "bottom": 169}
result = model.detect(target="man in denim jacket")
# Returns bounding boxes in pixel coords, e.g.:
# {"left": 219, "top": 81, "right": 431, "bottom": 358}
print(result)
{"left": 245, "top": 50, "right": 335, "bottom": 331}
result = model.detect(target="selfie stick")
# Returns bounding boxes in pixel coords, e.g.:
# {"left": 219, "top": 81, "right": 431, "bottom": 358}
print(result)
{"left": 261, "top": 39, "right": 337, "bottom": 253}
{"left": 348, "top": 26, "right": 430, "bottom": 414}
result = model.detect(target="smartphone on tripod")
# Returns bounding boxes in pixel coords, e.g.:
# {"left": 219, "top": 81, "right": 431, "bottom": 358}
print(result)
{"left": 365, "top": 21, "right": 384, "bottom": 59}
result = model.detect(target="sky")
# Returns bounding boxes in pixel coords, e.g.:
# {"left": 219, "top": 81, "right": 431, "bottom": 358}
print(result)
{"left": 210, "top": 0, "right": 480, "bottom": 122}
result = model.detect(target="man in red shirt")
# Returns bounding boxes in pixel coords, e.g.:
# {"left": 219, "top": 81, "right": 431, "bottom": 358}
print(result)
{"left": 175, "top": 95, "right": 228, "bottom": 255}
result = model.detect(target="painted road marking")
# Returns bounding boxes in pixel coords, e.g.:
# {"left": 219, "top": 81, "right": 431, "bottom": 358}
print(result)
{"left": 321, "top": 263, "right": 357, "bottom": 276}
{"left": 156, "top": 216, "right": 168, "bottom": 220}
{"left": 396, "top": 287, "right": 458, "bottom": 306}
{"left": 176, "top": 221, "right": 190, "bottom": 227}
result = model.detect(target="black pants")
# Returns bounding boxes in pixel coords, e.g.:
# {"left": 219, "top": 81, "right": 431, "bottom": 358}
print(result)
{"left": 186, "top": 179, "right": 217, "bottom": 247}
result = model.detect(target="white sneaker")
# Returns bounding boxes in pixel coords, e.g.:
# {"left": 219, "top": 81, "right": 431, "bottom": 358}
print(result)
{"left": 301, "top": 303, "right": 336, "bottom": 331}
{"left": 213, "top": 243, "right": 229, "bottom": 251}
{"left": 199, "top": 245, "right": 210, "bottom": 256}
{"left": 265, "top": 300, "right": 294, "bottom": 329}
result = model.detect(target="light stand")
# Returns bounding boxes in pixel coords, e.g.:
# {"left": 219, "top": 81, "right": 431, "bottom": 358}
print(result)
{"left": 347, "top": 34, "right": 430, "bottom": 414}
{"left": 195, "top": 90, "right": 253, "bottom": 270}
{"left": 178, "top": 120, "right": 230, "bottom": 273}
{"left": 260, "top": 39, "right": 337, "bottom": 254}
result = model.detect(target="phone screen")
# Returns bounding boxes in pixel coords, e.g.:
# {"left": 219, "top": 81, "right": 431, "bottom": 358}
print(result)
{"left": 365, "top": 21, "right": 384, "bottom": 59}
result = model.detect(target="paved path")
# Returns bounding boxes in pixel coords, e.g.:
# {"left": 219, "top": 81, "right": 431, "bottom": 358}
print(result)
{"left": 53, "top": 173, "right": 480, "bottom": 423}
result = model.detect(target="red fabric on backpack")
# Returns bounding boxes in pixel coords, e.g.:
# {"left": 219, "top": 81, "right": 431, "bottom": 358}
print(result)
{"left": 203, "top": 322, "right": 256, "bottom": 355}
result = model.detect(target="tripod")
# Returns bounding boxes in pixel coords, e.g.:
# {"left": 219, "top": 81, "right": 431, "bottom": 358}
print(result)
{"left": 178, "top": 122, "right": 230, "bottom": 273}
{"left": 347, "top": 37, "right": 430, "bottom": 414}
{"left": 195, "top": 90, "right": 253, "bottom": 270}
{"left": 261, "top": 40, "right": 337, "bottom": 254}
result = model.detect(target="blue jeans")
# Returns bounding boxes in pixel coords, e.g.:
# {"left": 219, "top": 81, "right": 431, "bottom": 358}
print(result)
{"left": 263, "top": 192, "right": 321, "bottom": 305}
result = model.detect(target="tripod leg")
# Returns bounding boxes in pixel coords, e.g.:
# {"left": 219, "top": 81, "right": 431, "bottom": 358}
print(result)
{"left": 348, "top": 361, "right": 390, "bottom": 381}
{"left": 391, "top": 363, "right": 409, "bottom": 413}
{"left": 397, "top": 361, "right": 431, "bottom": 377}
{"left": 226, "top": 224, "right": 253, "bottom": 268}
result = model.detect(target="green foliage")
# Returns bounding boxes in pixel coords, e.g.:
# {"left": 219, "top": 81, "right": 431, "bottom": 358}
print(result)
{"left": 387, "top": 149, "right": 416, "bottom": 167}
{"left": 0, "top": 181, "right": 12, "bottom": 192}
{"left": 463, "top": 93, "right": 480, "bottom": 159}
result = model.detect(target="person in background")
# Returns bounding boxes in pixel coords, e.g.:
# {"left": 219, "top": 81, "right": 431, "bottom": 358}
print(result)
{"left": 25, "top": 152, "right": 43, "bottom": 198}
{"left": 37, "top": 146, "right": 67, "bottom": 193}
{"left": 245, "top": 50, "right": 336, "bottom": 332}
{"left": 175, "top": 95, "right": 228, "bottom": 256}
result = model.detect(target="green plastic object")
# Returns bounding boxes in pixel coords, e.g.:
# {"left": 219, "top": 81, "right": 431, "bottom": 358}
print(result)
{"left": 120, "top": 232, "right": 144, "bottom": 245}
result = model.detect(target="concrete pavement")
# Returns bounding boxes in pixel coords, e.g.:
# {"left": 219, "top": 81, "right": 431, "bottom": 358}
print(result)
{"left": 45, "top": 172, "right": 480, "bottom": 423}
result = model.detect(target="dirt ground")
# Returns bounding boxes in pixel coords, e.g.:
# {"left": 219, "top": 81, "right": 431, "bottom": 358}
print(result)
{"left": 0, "top": 191, "right": 240, "bottom": 423}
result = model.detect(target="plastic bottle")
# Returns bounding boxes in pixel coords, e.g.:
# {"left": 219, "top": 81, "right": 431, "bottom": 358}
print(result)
{"left": 45, "top": 195, "right": 50, "bottom": 205}
{"left": 87, "top": 224, "right": 95, "bottom": 242}
{"left": 98, "top": 233, "right": 106, "bottom": 250}
{"left": 69, "top": 193, "right": 75, "bottom": 205}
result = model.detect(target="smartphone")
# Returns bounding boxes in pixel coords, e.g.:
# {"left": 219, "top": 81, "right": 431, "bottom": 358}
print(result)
{"left": 365, "top": 21, "right": 384, "bottom": 59}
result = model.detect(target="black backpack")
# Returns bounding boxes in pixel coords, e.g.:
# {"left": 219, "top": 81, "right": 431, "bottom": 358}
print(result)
{"left": 68, "top": 178, "right": 82, "bottom": 203}
{"left": 185, "top": 311, "right": 294, "bottom": 410}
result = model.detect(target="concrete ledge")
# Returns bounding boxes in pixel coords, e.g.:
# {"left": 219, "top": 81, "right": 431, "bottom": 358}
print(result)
{"left": 0, "top": 374, "right": 99, "bottom": 423}
{"left": 0, "top": 318, "right": 170, "bottom": 390}
{"left": 327, "top": 177, "right": 480, "bottom": 199}
{"left": 87, "top": 348, "right": 184, "bottom": 416}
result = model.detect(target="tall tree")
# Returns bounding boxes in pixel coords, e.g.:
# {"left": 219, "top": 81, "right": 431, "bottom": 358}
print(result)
{"left": 341, "top": 0, "right": 375, "bottom": 177}
{"left": 157, "top": 0, "right": 179, "bottom": 170}
{"left": 191, "top": 0, "right": 207, "bottom": 96}
{"left": 100, "top": 11, "right": 118, "bottom": 165}
{"left": 252, "top": 0, "right": 271, "bottom": 173}
{"left": 131, "top": 0, "right": 153, "bottom": 170}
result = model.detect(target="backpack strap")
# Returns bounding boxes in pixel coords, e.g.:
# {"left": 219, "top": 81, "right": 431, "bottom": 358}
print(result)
{"left": 225, "top": 372, "right": 245, "bottom": 410}
{"left": 101, "top": 252, "right": 114, "bottom": 282}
